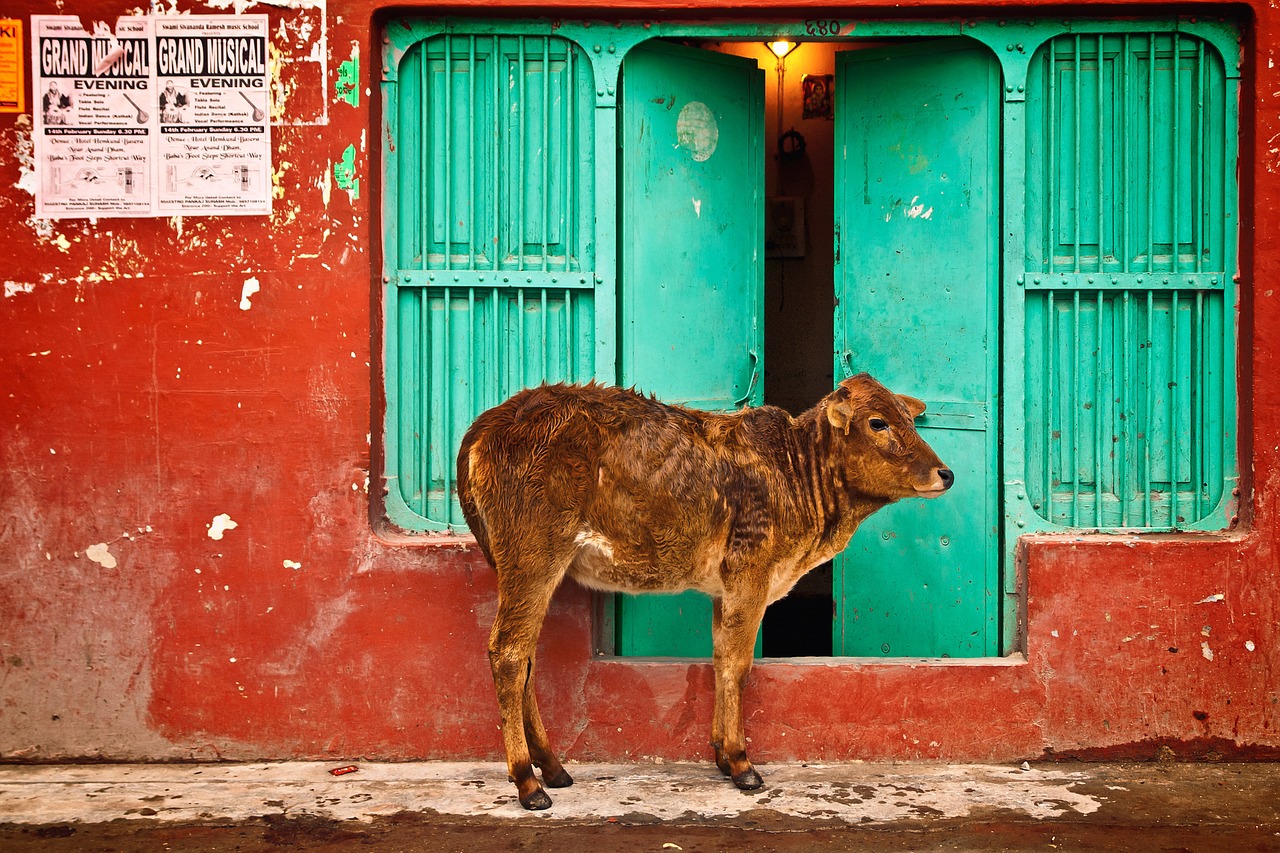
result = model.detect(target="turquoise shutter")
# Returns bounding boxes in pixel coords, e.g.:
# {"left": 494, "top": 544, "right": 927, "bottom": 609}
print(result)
{"left": 832, "top": 39, "right": 1002, "bottom": 657}
{"left": 382, "top": 33, "right": 599, "bottom": 531}
{"left": 615, "top": 40, "right": 765, "bottom": 656}
{"left": 1021, "top": 33, "right": 1238, "bottom": 530}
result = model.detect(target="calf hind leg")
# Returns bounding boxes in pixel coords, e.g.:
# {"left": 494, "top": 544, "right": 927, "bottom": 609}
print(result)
{"left": 488, "top": 565, "right": 565, "bottom": 810}
{"left": 522, "top": 660, "right": 573, "bottom": 788}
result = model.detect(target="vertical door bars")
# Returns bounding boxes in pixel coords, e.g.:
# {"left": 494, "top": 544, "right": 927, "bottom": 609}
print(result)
{"left": 1034, "top": 288, "right": 1221, "bottom": 528}
{"left": 1040, "top": 34, "right": 1219, "bottom": 275}
{"left": 1094, "top": 290, "right": 1104, "bottom": 529}
{"left": 1027, "top": 32, "right": 1229, "bottom": 529}
{"left": 443, "top": 36, "right": 452, "bottom": 272}
{"left": 396, "top": 34, "right": 594, "bottom": 527}
{"left": 416, "top": 35, "right": 585, "bottom": 272}
{"left": 1096, "top": 35, "right": 1105, "bottom": 275}
{"left": 1121, "top": 36, "right": 1129, "bottom": 273}
{"left": 542, "top": 38, "right": 550, "bottom": 273}
{"left": 492, "top": 35, "right": 501, "bottom": 270}
{"left": 1073, "top": 35, "right": 1082, "bottom": 275}
{"left": 1146, "top": 36, "right": 1156, "bottom": 273}
{"left": 405, "top": 286, "right": 590, "bottom": 523}
{"left": 1071, "top": 290, "right": 1081, "bottom": 525}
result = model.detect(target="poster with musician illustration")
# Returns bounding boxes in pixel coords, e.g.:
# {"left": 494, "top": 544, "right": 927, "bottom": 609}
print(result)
{"left": 31, "top": 13, "right": 270, "bottom": 218}
{"left": 154, "top": 14, "right": 270, "bottom": 216}
{"left": 32, "top": 15, "right": 154, "bottom": 218}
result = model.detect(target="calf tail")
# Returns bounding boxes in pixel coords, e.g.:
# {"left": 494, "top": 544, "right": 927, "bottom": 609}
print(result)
{"left": 456, "top": 429, "right": 496, "bottom": 568}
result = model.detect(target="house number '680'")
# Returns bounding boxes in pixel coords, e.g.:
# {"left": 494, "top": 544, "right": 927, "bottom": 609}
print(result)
{"left": 805, "top": 19, "right": 841, "bottom": 35}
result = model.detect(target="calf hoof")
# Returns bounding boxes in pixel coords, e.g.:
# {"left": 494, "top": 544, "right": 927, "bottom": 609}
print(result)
{"left": 731, "top": 767, "right": 764, "bottom": 791}
{"left": 542, "top": 767, "right": 574, "bottom": 789}
{"left": 519, "top": 787, "right": 554, "bottom": 810}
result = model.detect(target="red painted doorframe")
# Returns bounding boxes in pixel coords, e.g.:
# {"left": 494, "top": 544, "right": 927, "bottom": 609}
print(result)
{"left": 2, "top": 0, "right": 1277, "bottom": 763}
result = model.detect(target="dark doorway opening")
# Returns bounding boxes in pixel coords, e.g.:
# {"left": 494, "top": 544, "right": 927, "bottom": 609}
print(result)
{"left": 761, "top": 561, "right": 834, "bottom": 657}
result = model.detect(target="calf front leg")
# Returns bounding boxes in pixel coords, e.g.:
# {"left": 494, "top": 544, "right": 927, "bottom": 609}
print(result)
{"left": 710, "top": 595, "right": 766, "bottom": 791}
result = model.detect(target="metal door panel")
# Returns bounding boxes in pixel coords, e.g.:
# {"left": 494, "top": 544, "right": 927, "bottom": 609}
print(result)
{"left": 616, "top": 40, "right": 764, "bottom": 656}
{"left": 833, "top": 39, "right": 1001, "bottom": 657}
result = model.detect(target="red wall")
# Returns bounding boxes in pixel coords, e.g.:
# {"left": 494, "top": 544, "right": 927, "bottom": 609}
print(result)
{"left": 2, "top": 0, "right": 1278, "bottom": 764}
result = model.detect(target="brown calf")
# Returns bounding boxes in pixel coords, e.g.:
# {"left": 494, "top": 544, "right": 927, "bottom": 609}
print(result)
{"left": 456, "top": 373, "right": 953, "bottom": 809}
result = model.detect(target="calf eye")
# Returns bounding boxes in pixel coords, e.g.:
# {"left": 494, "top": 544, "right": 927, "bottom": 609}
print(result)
{"left": 869, "top": 417, "right": 889, "bottom": 432}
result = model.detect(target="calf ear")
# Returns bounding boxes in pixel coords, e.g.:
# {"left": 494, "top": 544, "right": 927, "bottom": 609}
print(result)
{"left": 827, "top": 392, "right": 854, "bottom": 435}
{"left": 898, "top": 394, "right": 927, "bottom": 418}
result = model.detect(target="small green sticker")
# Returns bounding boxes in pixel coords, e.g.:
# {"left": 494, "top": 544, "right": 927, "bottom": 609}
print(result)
{"left": 334, "top": 143, "right": 359, "bottom": 199}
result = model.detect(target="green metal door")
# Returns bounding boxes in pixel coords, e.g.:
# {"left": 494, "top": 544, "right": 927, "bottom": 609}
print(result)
{"left": 832, "top": 39, "right": 1001, "bottom": 657}
{"left": 616, "top": 40, "right": 764, "bottom": 656}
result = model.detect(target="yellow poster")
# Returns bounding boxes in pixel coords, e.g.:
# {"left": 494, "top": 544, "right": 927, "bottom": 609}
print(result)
{"left": 0, "top": 19, "right": 22, "bottom": 113}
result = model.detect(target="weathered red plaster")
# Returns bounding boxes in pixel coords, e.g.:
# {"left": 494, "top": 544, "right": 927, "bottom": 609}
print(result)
{"left": 2, "top": 0, "right": 1279, "bottom": 765}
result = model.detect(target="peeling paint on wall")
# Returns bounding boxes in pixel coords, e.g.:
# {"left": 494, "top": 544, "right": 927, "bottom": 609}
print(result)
{"left": 240, "top": 277, "right": 261, "bottom": 310}
{"left": 9, "top": 115, "right": 37, "bottom": 198}
{"left": 200, "top": 0, "right": 330, "bottom": 126}
{"left": 318, "top": 162, "right": 331, "bottom": 207}
{"left": 207, "top": 513, "right": 238, "bottom": 540}
{"left": 272, "top": 160, "right": 291, "bottom": 201}
{"left": 85, "top": 543, "right": 117, "bottom": 569}
{"left": 905, "top": 196, "right": 934, "bottom": 219}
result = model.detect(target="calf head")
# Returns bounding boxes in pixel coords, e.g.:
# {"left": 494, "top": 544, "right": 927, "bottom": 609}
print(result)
{"left": 824, "top": 373, "right": 954, "bottom": 501}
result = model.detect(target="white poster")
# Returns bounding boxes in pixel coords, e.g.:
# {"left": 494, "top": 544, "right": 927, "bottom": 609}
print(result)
{"left": 154, "top": 15, "right": 270, "bottom": 216}
{"left": 33, "top": 15, "right": 154, "bottom": 219}
{"left": 31, "top": 14, "right": 271, "bottom": 219}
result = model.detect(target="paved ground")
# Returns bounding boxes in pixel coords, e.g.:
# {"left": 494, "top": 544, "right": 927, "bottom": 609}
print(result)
{"left": 1, "top": 760, "right": 1278, "bottom": 851}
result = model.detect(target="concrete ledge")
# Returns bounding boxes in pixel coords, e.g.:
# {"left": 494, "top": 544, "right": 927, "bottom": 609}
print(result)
{"left": 1, "top": 760, "right": 1278, "bottom": 831}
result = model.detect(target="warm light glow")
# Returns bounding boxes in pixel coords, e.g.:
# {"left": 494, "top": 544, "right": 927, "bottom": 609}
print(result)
{"left": 766, "top": 40, "right": 798, "bottom": 59}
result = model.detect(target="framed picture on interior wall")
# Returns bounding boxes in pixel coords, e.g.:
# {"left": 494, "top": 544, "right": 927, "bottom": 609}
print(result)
{"left": 802, "top": 74, "right": 834, "bottom": 120}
